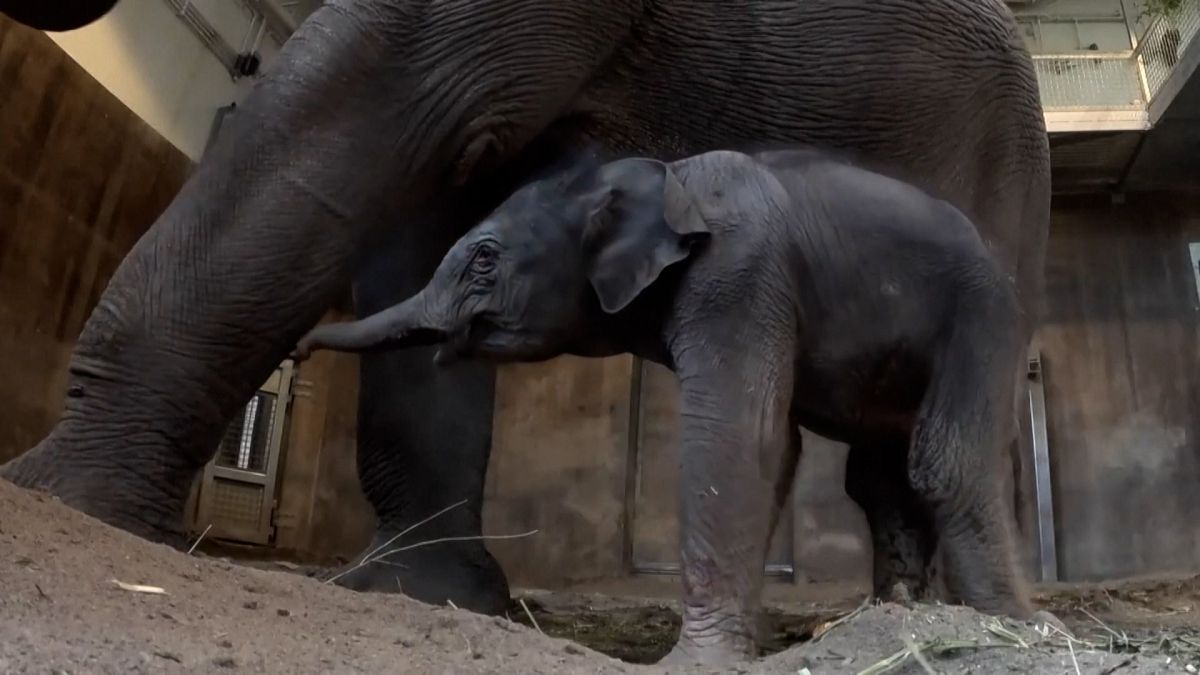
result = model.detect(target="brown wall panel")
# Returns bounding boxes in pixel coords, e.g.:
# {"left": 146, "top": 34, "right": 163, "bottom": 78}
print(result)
{"left": 483, "top": 355, "right": 636, "bottom": 588}
{"left": 0, "top": 16, "right": 193, "bottom": 463}
{"left": 0, "top": 19, "right": 370, "bottom": 563}
{"left": 275, "top": 329, "right": 374, "bottom": 563}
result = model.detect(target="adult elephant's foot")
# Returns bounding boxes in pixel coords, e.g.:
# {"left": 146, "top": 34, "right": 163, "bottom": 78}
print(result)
{"left": 329, "top": 532, "right": 510, "bottom": 615}
{"left": 1, "top": 431, "right": 193, "bottom": 547}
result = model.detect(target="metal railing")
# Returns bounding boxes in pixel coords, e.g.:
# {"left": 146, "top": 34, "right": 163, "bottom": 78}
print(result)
{"left": 1033, "top": 52, "right": 1144, "bottom": 109}
{"left": 1136, "top": 1, "right": 1200, "bottom": 101}
{"left": 1029, "top": 0, "right": 1199, "bottom": 114}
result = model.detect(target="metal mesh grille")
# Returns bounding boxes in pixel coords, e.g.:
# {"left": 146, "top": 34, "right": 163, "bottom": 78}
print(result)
{"left": 1139, "top": 2, "right": 1200, "bottom": 102}
{"left": 1021, "top": 0, "right": 1200, "bottom": 113}
{"left": 209, "top": 478, "right": 264, "bottom": 527}
{"left": 215, "top": 392, "right": 278, "bottom": 473}
{"left": 1033, "top": 55, "right": 1144, "bottom": 109}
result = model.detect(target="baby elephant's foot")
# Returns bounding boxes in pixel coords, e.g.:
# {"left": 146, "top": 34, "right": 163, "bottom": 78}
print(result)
{"left": 657, "top": 609, "right": 757, "bottom": 668}
{"left": 1029, "top": 609, "right": 1070, "bottom": 637}
{"left": 657, "top": 634, "right": 754, "bottom": 668}
{"left": 880, "top": 581, "right": 916, "bottom": 606}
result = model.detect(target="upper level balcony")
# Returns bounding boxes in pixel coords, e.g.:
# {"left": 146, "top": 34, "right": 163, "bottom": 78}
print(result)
{"left": 1013, "top": 0, "right": 1200, "bottom": 131}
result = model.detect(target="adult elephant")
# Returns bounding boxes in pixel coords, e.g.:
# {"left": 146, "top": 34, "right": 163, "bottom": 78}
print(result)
{"left": 2, "top": 0, "right": 1049, "bottom": 663}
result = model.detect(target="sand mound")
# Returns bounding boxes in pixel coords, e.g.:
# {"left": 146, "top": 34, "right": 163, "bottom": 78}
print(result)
{"left": 754, "top": 602, "right": 1170, "bottom": 674}
{"left": 0, "top": 479, "right": 1179, "bottom": 673}
{"left": 0, "top": 480, "right": 625, "bottom": 674}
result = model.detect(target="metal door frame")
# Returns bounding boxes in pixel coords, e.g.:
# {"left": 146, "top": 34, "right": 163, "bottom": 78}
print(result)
{"left": 1027, "top": 350, "right": 1059, "bottom": 582}
{"left": 192, "top": 360, "right": 295, "bottom": 545}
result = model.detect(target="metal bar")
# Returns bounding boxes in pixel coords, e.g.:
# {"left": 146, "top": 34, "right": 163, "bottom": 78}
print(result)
{"left": 1015, "top": 13, "right": 1125, "bottom": 23}
{"left": 251, "top": 14, "right": 268, "bottom": 53}
{"left": 238, "top": 12, "right": 259, "bottom": 53}
{"left": 1032, "top": 51, "right": 1135, "bottom": 60}
{"left": 1136, "top": 50, "right": 1155, "bottom": 103}
{"left": 621, "top": 357, "right": 643, "bottom": 575}
{"left": 1133, "top": 17, "right": 1166, "bottom": 58}
{"left": 1043, "top": 109, "right": 1150, "bottom": 132}
{"left": 1121, "top": 0, "right": 1142, "bottom": 51}
{"left": 633, "top": 562, "right": 795, "bottom": 578}
{"left": 244, "top": 0, "right": 298, "bottom": 44}
{"left": 1027, "top": 351, "right": 1058, "bottom": 583}
{"left": 256, "top": 359, "right": 295, "bottom": 543}
{"left": 211, "top": 464, "right": 268, "bottom": 482}
{"left": 1187, "top": 243, "right": 1200, "bottom": 309}
{"left": 160, "top": 0, "right": 240, "bottom": 78}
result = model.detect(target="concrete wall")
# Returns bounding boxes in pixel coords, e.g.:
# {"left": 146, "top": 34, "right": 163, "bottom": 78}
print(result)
{"left": 1039, "top": 192, "right": 1200, "bottom": 581}
{"left": 45, "top": 0, "right": 281, "bottom": 160}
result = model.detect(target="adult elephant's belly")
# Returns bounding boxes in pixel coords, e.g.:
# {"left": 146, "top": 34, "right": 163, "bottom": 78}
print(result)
{"left": 574, "top": 5, "right": 1048, "bottom": 311}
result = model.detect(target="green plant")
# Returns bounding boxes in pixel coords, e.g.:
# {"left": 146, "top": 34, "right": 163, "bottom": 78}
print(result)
{"left": 1141, "top": 0, "right": 1185, "bottom": 20}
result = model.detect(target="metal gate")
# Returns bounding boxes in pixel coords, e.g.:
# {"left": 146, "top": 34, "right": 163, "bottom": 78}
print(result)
{"left": 190, "top": 361, "right": 295, "bottom": 545}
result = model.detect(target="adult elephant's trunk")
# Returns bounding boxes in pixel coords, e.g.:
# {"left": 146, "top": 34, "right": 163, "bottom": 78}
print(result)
{"left": 2, "top": 0, "right": 636, "bottom": 541}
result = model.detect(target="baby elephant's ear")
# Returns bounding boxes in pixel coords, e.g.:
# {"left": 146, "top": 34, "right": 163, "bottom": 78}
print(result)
{"left": 581, "top": 159, "right": 711, "bottom": 314}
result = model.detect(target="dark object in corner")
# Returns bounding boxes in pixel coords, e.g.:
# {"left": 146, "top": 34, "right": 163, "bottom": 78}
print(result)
{"left": 0, "top": 0, "right": 120, "bottom": 31}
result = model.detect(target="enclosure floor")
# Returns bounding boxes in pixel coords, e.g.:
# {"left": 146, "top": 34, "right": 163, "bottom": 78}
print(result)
{"left": 0, "top": 479, "right": 1192, "bottom": 673}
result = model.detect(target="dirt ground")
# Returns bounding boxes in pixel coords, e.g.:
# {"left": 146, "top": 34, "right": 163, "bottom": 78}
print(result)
{"left": 1, "top": 480, "right": 1196, "bottom": 673}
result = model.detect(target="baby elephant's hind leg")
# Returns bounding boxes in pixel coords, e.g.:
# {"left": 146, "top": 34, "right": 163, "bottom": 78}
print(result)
{"left": 845, "top": 440, "right": 937, "bottom": 602}
{"left": 907, "top": 306, "right": 1032, "bottom": 618}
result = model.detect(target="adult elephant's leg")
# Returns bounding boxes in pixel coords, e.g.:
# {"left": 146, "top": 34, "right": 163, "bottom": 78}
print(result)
{"left": 329, "top": 206, "right": 508, "bottom": 613}
{"left": 844, "top": 440, "right": 937, "bottom": 602}
{"left": 1, "top": 0, "right": 633, "bottom": 543}
{"left": 327, "top": 132, "right": 592, "bottom": 611}
{"left": 0, "top": 8, "right": 410, "bottom": 541}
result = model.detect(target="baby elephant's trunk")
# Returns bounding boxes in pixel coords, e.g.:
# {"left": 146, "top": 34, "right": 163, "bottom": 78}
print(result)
{"left": 292, "top": 288, "right": 446, "bottom": 360}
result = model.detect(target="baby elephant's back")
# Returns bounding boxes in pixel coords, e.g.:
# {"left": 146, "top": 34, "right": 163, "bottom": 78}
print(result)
{"left": 752, "top": 148, "right": 1014, "bottom": 350}
{"left": 760, "top": 149, "right": 1002, "bottom": 283}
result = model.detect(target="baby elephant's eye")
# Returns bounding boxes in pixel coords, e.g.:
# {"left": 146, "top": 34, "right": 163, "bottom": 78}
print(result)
{"left": 471, "top": 246, "right": 497, "bottom": 274}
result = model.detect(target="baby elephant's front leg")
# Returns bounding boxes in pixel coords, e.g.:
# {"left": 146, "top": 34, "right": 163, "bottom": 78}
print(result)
{"left": 659, "top": 342, "right": 796, "bottom": 667}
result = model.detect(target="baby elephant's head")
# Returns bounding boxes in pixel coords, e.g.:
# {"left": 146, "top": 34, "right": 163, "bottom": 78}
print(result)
{"left": 394, "top": 156, "right": 711, "bottom": 364}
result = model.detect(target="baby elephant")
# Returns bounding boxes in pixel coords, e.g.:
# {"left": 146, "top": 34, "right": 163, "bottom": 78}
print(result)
{"left": 294, "top": 149, "right": 1039, "bottom": 664}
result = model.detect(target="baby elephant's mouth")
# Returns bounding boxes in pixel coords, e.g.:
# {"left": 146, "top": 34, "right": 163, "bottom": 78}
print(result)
{"left": 432, "top": 318, "right": 488, "bottom": 366}
{"left": 397, "top": 327, "right": 450, "bottom": 348}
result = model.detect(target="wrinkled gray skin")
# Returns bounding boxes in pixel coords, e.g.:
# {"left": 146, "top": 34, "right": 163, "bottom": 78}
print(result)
{"left": 2, "top": 0, "right": 1049, "bottom": 656}
{"left": 292, "top": 149, "right": 1042, "bottom": 664}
